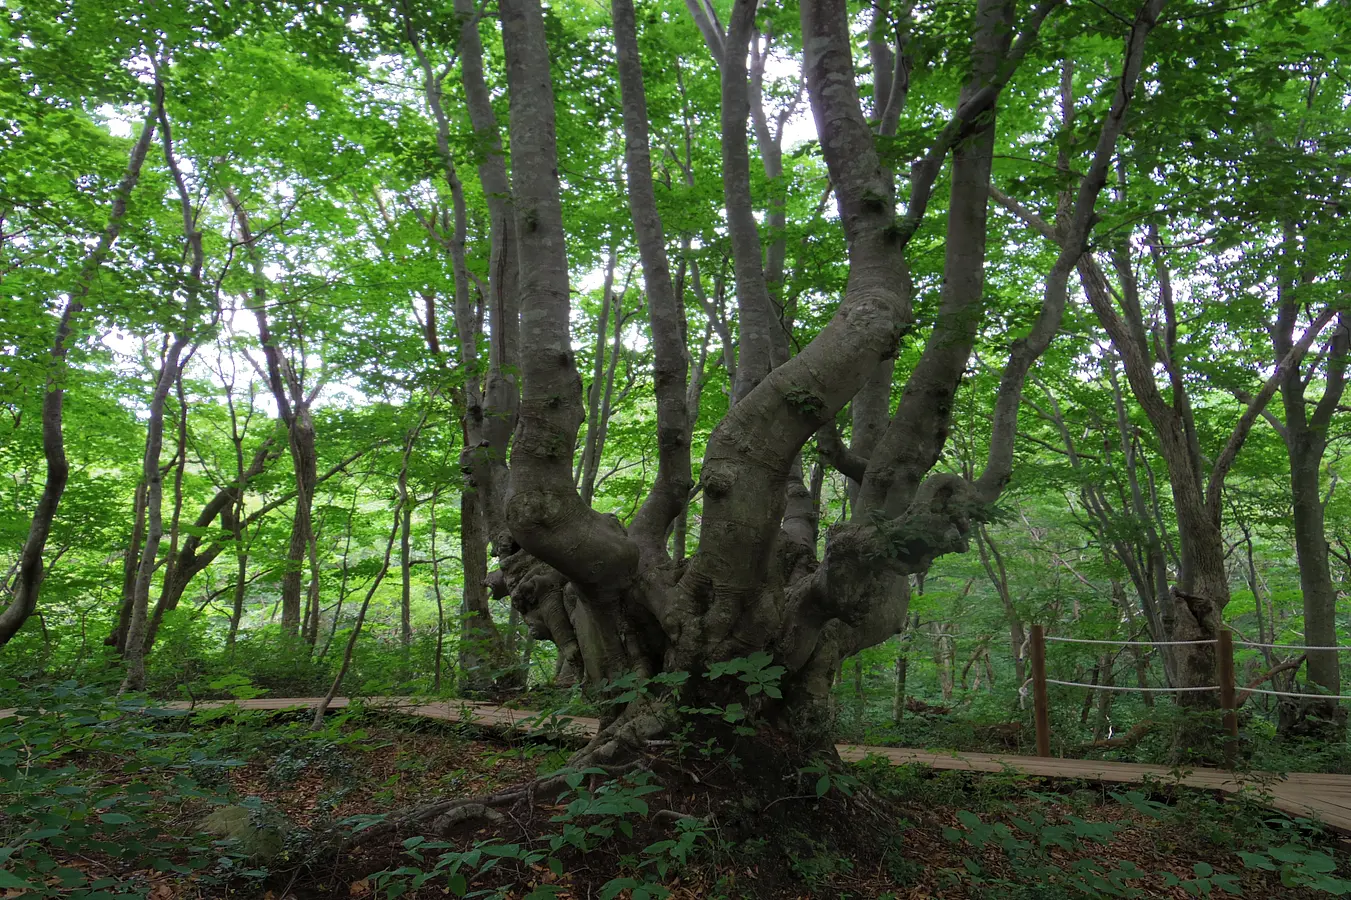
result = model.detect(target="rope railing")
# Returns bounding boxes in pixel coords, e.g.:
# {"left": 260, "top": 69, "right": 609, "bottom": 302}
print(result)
{"left": 1030, "top": 624, "right": 1351, "bottom": 768}
{"left": 1044, "top": 679, "right": 1218, "bottom": 693}
{"left": 1044, "top": 636, "right": 1217, "bottom": 647}
{"left": 1235, "top": 641, "right": 1351, "bottom": 652}
{"left": 1243, "top": 687, "right": 1351, "bottom": 701}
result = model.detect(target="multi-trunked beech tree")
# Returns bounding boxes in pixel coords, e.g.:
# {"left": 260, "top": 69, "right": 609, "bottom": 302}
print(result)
{"left": 480, "top": 0, "right": 1167, "bottom": 758}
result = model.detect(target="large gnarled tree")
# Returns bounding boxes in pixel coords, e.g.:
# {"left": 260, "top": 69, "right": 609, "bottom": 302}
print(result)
{"left": 488, "top": 0, "right": 1165, "bottom": 766}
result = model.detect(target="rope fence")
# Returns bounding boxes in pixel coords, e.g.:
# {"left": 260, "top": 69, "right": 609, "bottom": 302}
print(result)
{"left": 1028, "top": 624, "right": 1351, "bottom": 766}
{"left": 1044, "top": 636, "right": 1217, "bottom": 647}
{"left": 1235, "top": 641, "right": 1351, "bottom": 652}
{"left": 1243, "top": 687, "right": 1351, "bottom": 701}
{"left": 1044, "top": 679, "right": 1219, "bottom": 693}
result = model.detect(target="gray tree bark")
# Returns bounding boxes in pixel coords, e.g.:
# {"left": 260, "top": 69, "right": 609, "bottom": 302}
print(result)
{"left": 488, "top": 0, "right": 1159, "bottom": 765}
{"left": 611, "top": 0, "right": 693, "bottom": 565}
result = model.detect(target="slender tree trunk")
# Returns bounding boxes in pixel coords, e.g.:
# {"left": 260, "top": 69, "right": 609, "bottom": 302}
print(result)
{"left": 122, "top": 81, "right": 207, "bottom": 692}
{"left": 227, "top": 529, "right": 247, "bottom": 653}
{"left": 313, "top": 415, "right": 426, "bottom": 727}
{"left": 283, "top": 421, "right": 318, "bottom": 641}
{"left": 892, "top": 638, "right": 909, "bottom": 724}
{"left": 1272, "top": 248, "right": 1348, "bottom": 726}
{"left": 1286, "top": 435, "right": 1343, "bottom": 727}
{"left": 110, "top": 480, "right": 147, "bottom": 653}
{"left": 577, "top": 252, "right": 618, "bottom": 501}
{"left": 453, "top": 0, "right": 520, "bottom": 556}
{"left": 319, "top": 484, "right": 364, "bottom": 661}
{"left": 581, "top": 286, "right": 625, "bottom": 506}
{"left": 122, "top": 345, "right": 190, "bottom": 692}
{"left": 977, "top": 525, "right": 1026, "bottom": 687}
{"left": 399, "top": 466, "right": 413, "bottom": 651}
{"left": 313, "top": 503, "right": 401, "bottom": 729}
{"left": 458, "top": 485, "right": 496, "bottom": 688}
{"left": 0, "top": 104, "right": 157, "bottom": 649}
{"left": 303, "top": 518, "right": 323, "bottom": 646}
{"left": 430, "top": 499, "right": 446, "bottom": 693}
{"left": 225, "top": 189, "right": 319, "bottom": 644}
{"left": 145, "top": 375, "right": 189, "bottom": 648}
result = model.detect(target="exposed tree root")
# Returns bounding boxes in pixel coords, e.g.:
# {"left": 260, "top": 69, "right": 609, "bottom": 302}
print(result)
{"left": 341, "top": 758, "right": 651, "bottom": 850}
{"left": 431, "top": 803, "right": 505, "bottom": 834}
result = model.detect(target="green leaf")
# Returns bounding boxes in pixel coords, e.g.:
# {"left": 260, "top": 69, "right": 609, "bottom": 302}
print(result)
{"left": 1236, "top": 851, "right": 1275, "bottom": 871}
{"left": 956, "top": 809, "right": 982, "bottom": 830}
{"left": 0, "top": 871, "right": 36, "bottom": 890}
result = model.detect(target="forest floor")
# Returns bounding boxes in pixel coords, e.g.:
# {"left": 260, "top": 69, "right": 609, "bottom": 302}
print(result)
{"left": 9, "top": 702, "right": 1351, "bottom": 900}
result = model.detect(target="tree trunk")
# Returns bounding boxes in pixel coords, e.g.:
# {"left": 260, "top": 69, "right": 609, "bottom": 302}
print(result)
{"left": 144, "top": 375, "right": 189, "bottom": 648}
{"left": 977, "top": 525, "right": 1026, "bottom": 687}
{"left": 486, "top": 0, "right": 1143, "bottom": 768}
{"left": 122, "top": 345, "right": 191, "bottom": 692}
{"left": 892, "top": 634, "right": 910, "bottom": 725}
{"left": 225, "top": 189, "right": 319, "bottom": 644}
{"left": 0, "top": 104, "right": 157, "bottom": 649}
{"left": 1272, "top": 230, "right": 1347, "bottom": 728}
{"left": 282, "top": 416, "right": 318, "bottom": 641}
{"left": 453, "top": 0, "right": 520, "bottom": 557}
{"left": 1290, "top": 451, "right": 1342, "bottom": 721}
{"left": 110, "top": 480, "right": 147, "bottom": 653}
{"left": 399, "top": 464, "right": 413, "bottom": 652}
{"left": 430, "top": 499, "right": 447, "bottom": 693}
{"left": 578, "top": 255, "right": 620, "bottom": 505}
{"left": 227, "top": 529, "right": 248, "bottom": 653}
{"left": 611, "top": 0, "right": 693, "bottom": 561}
{"left": 122, "top": 85, "right": 206, "bottom": 692}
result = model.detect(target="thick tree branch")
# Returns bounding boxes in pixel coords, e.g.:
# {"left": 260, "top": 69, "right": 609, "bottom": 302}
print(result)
{"left": 500, "top": 0, "right": 639, "bottom": 607}
{"left": 612, "top": 0, "right": 694, "bottom": 562}
{"left": 722, "top": 0, "right": 777, "bottom": 401}
{"left": 815, "top": 423, "right": 869, "bottom": 483}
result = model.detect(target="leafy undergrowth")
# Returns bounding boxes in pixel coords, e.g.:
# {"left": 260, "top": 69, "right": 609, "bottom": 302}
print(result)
{"left": 5, "top": 680, "right": 1351, "bottom": 899}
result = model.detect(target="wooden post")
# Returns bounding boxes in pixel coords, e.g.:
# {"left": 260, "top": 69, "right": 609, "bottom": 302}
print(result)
{"left": 1218, "top": 626, "right": 1239, "bottom": 767}
{"left": 1030, "top": 624, "right": 1051, "bottom": 757}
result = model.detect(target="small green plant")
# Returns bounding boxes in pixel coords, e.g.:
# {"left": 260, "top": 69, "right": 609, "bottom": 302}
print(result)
{"left": 1160, "top": 862, "right": 1242, "bottom": 897}
{"left": 706, "top": 652, "right": 785, "bottom": 699}
{"left": 639, "top": 815, "right": 711, "bottom": 879}
{"left": 1237, "top": 843, "right": 1351, "bottom": 895}
{"left": 788, "top": 838, "right": 855, "bottom": 890}
{"left": 799, "top": 761, "right": 859, "bottom": 798}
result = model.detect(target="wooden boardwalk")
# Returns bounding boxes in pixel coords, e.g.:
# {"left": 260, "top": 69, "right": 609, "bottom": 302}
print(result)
{"left": 15, "top": 696, "right": 1351, "bottom": 832}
